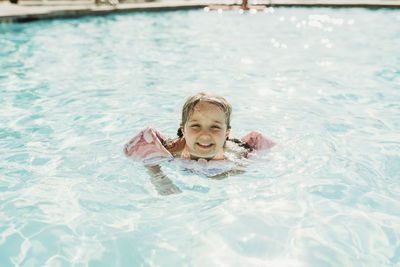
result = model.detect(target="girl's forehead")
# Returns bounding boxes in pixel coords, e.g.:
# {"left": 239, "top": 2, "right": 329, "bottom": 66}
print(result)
{"left": 193, "top": 101, "right": 223, "bottom": 112}
{"left": 189, "top": 102, "right": 226, "bottom": 122}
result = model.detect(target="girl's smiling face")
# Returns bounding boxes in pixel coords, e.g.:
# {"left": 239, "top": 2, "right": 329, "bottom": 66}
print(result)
{"left": 182, "top": 101, "right": 230, "bottom": 159}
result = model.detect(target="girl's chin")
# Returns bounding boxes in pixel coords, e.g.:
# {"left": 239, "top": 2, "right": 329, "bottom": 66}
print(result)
{"left": 191, "top": 150, "right": 216, "bottom": 159}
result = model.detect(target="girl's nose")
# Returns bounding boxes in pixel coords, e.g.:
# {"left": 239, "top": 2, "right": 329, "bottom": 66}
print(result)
{"left": 199, "top": 129, "right": 212, "bottom": 138}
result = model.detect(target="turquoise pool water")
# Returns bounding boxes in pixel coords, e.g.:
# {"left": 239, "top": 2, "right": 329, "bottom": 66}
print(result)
{"left": 1, "top": 7, "right": 399, "bottom": 266}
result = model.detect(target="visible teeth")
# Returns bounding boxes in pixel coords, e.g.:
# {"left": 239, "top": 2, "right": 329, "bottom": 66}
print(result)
{"left": 199, "top": 143, "right": 211, "bottom": 146}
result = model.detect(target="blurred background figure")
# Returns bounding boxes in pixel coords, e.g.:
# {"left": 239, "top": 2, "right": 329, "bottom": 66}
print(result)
{"left": 242, "top": 0, "right": 248, "bottom": 9}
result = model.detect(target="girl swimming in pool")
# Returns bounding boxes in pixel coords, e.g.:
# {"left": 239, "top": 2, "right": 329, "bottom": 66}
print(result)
{"left": 125, "top": 92, "right": 275, "bottom": 164}
{"left": 124, "top": 92, "right": 275, "bottom": 194}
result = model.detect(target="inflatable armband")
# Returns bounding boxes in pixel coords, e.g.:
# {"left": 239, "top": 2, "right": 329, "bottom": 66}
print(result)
{"left": 124, "top": 127, "right": 173, "bottom": 166}
{"left": 241, "top": 131, "right": 276, "bottom": 150}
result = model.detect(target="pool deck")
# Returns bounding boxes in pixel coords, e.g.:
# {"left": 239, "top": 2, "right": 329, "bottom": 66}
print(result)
{"left": 1, "top": 0, "right": 399, "bottom": 23}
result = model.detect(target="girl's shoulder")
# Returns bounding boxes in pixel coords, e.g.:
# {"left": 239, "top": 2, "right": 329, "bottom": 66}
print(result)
{"left": 224, "top": 132, "right": 276, "bottom": 159}
{"left": 224, "top": 138, "right": 251, "bottom": 159}
{"left": 163, "top": 137, "right": 185, "bottom": 156}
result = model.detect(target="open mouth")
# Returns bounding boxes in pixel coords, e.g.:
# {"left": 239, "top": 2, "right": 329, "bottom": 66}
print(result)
{"left": 196, "top": 142, "right": 214, "bottom": 149}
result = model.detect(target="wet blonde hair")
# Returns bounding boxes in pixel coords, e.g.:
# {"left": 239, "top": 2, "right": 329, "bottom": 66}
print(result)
{"left": 177, "top": 92, "right": 232, "bottom": 137}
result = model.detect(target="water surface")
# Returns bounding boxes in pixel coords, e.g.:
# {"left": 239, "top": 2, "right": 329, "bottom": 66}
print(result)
{"left": 0, "top": 7, "right": 399, "bottom": 266}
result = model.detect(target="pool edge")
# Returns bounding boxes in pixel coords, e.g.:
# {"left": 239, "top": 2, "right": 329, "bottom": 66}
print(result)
{"left": 1, "top": 0, "right": 400, "bottom": 24}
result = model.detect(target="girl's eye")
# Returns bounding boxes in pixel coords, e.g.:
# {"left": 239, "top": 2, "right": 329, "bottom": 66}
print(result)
{"left": 191, "top": 125, "right": 200, "bottom": 128}
{"left": 212, "top": 126, "right": 221, "bottom": 129}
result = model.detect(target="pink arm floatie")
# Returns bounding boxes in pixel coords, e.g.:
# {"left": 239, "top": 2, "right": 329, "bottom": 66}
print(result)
{"left": 124, "top": 127, "right": 173, "bottom": 166}
{"left": 241, "top": 131, "right": 276, "bottom": 150}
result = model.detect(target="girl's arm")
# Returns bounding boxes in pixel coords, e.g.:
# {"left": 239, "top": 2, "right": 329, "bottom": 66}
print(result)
{"left": 125, "top": 127, "right": 181, "bottom": 195}
{"left": 145, "top": 137, "right": 184, "bottom": 195}
{"left": 145, "top": 165, "right": 182, "bottom": 196}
